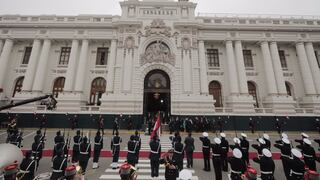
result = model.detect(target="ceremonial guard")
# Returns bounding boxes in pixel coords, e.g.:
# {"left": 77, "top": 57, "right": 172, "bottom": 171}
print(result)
{"left": 220, "top": 133, "right": 229, "bottom": 172}
{"left": 172, "top": 135, "right": 184, "bottom": 171}
{"left": 253, "top": 149, "right": 275, "bottom": 180}
{"left": 50, "top": 149, "right": 67, "bottom": 180}
{"left": 149, "top": 135, "right": 161, "bottom": 178}
{"left": 263, "top": 133, "right": 271, "bottom": 150}
{"left": 286, "top": 149, "right": 305, "bottom": 180}
{"left": 184, "top": 132, "right": 195, "bottom": 168}
{"left": 72, "top": 130, "right": 82, "bottom": 163}
{"left": 161, "top": 159, "right": 179, "bottom": 180}
{"left": 274, "top": 138, "right": 292, "bottom": 180}
{"left": 199, "top": 132, "right": 211, "bottom": 171}
{"left": 34, "top": 130, "right": 43, "bottom": 144}
{"left": 111, "top": 131, "right": 122, "bottom": 169}
{"left": 9, "top": 130, "right": 23, "bottom": 148}
{"left": 127, "top": 135, "right": 138, "bottom": 167}
{"left": 252, "top": 138, "right": 267, "bottom": 158}
{"left": 211, "top": 137, "right": 222, "bottom": 180}
{"left": 133, "top": 130, "right": 141, "bottom": 165}
{"left": 19, "top": 151, "right": 36, "bottom": 180}
{"left": 54, "top": 130, "right": 65, "bottom": 144}
{"left": 169, "top": 131, "right": 180, "bottom": 148}
{"left": 31, "top": 138, "right": 43, "bottom": 169}
{"left": 52, "top": 141, "right": 67, "bottom": 160}
{"left": 93, "top": 131, "right": 103, "bottom": 169}
{"left": 296, "top": 138, "right": 317, "bottom": 171}
{"left": 230, "top": 137, "right": 241, "bottom": 150}
{"left": 240, "top": 133, "right": 249, "bottom": 164}
{"left": 295, "top": 132, "right": 309, "bottom": 145}
{"left": 228, "top": 148, "right": 247, "bottom": 180}
{"left": 79, "top": 136, "right": 91, "bottom": 174}
{"left": 113, "top": 117, "right": 119, "bottom": 135}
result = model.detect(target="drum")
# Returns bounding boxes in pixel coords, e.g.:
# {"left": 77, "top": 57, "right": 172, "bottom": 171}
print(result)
{"left": 245, "top": 166, "right": 257, "bottom": 180}
{"left": 308, "top": 170, "right": 320, "bottom": 180}
{"left": 34, "top": 172, "right": 51, "bottom": 180}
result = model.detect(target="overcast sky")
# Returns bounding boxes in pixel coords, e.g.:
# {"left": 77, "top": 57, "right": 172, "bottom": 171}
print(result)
{"left": 0, "top": 0, "right": 320, "bottom": 17}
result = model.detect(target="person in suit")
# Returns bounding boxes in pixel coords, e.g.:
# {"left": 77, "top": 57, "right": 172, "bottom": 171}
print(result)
{"left": 184, "top": 132, "right": 195, "bottom": 168}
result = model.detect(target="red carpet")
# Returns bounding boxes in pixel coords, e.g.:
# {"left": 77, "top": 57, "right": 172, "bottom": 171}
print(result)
{"left": 21, "top": 149, "right": 320, "bottom": 160}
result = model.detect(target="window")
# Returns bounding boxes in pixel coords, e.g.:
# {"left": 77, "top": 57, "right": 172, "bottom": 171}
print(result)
{"left": 243, "top": 50, "right": 254, "bottom": 68}
{"left": 12, "top": 76, "right": 24, "bottom": 97}
{"left": 279, "top": 50, "right": 288, "bottom": 69}
{"left": 206, "top": 49, "right": 220, "bottom": 67}
{"left": 209, "top": 81, "right": 223, "bottom": 107}
{"left": 248, "top": 81, "right": 259, "bottom": 108}
{"left": 52, "top": 77, "right": 65, "bottom": 98}
{"left": 58, "top": 47, "right": 71, "bottom": 65}
{"left": 22, "top": 47, "right": 32, "bottom": 64}
{"left": 315, "top": 51, "right": 320, "bottom": 68}
{"left": 90, "top": 77, "right": 106, "bottom": 106}
{"left": 96, "top": 48, "right": 108, "bottom": 65}
{"left": 285, "top": 81, "right": 293, "bottom": 96}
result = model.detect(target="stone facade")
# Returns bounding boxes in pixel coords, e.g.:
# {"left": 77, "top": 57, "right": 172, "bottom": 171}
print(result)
{"left": 0, "top": 0, "right": 320, "bottom": 116}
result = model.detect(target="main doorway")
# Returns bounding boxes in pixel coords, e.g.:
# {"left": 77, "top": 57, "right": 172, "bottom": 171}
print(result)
{"left": 143, "top": 69, "right": 171, "bottom": 122}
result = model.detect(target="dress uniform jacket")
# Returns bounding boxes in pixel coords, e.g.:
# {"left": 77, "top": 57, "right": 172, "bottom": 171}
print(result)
{"left": 240, "top": 138, "right": 249, "bottom": 164}
{"left": 220, "top": 137, "right": 229, "bottom": 171}
{"left": 19, "top": 157, "right": 36, "bottom": 180}
{"left": 199, "top": 137, "right": 211, "bottom": 171}
{"left": 228, "top": 157, "right": 246, "bottom": 180}
{"left": 111, "top": 136, "right": 122, "bottom": 162}
{"left": 72, "top": 135, "right": 82, "bottom": 162}
{"left": 211, "top": 143, "right": 222, "bottom": 180}
{"left": 274, "top": 142, "right": 292, "bottom": 180}
{"left": 50, "top": 155, "right": 67, "bottom": 180}
{"left": 172, "top": 142, "right": 184, "bottom": 171}
{"left": 149, "top": 139, "right": 161, "bottom": 177}
{"left": 285, "top": 157, "right": 305, "bottom": 180}
{"left": 296, "top": 144, "right": 317, "bottom": 171}
{"left": 93, "top": 135, "right": 103, "bottom": 163}
{"left": 253, "top": 156, "right": 275, "bottom": 180}
{"left": 127, "top": 140, "right": 138, "bottom": 166}
{"left": 79, "top": 142, "right": 91, "bottom": 173}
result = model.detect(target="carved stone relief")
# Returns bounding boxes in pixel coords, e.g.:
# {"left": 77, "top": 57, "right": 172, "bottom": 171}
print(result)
{"left": 140, "top": 41, "right": 175, "bottom": 66}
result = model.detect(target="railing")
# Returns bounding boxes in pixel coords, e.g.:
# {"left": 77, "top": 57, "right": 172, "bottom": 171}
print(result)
{"left": 197, "top": 13, "right": 320, "bottom": 20}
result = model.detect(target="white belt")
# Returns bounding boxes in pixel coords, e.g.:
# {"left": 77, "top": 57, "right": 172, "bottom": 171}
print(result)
{"left": 202, "top": 146, "right": 209, "bottom": 148}
{"left": 52, "top": 169, "right": 63, "bottom": 173}
{"left": 80, "top": 152, "right": 89, "bottom": 155}
{"left": 74, "top": 143, "right": 80, "bottom": 145}
{"left": 94, "top": 143, "right": 101, "bottom": 145}
{"left": 32, "top": 151, "right": 39, "bottom": 154}
{"left": 212, "top": 154, "right": 221, "bottom": 156}
{"left": 231, "top": 170, "right": 241, "bottom": 174}
{"left": 261, "top": 171, "right": 273, "bottom": 174}
{"left": 281, "top": 154, "right": 291, "bottom": 158}
{"left": 113, "top": 144, "right": 119, "bottom": 146}
{"left": 150, "top": 150, "right": 158, "bottom": 154}
{"left": 290, "top": 170, "right": 303, "bottom": 176}
{"left": 174, "top": 150, "right": 183, "bottom": 154}
{"left": 128, "top": 150, "right": 135, "bottom": 154}
{"left": 221, "top": 147, "right": 227, "bottom": 149}
{"left": 303, "top": 154, "right": 313, "bottom": 158}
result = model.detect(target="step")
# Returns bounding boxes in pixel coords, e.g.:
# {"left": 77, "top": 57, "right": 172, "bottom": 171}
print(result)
{"left": 105, "top": 169, "right": 195, "bottom": 173}
{"left": 99, "top": 175, "right": 199, "bottom": 180}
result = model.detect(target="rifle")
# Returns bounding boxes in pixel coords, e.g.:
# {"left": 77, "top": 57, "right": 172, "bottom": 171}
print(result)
{"left": 63, "top": 128, "right": 65, "bottom": 139}
{"left": 88, "top": 130, "right": 91, "bottom": 144}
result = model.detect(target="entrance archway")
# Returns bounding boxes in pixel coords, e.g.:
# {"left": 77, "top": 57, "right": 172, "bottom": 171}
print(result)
{"left": 143, "top": 69, "right": 171, "bottom": 123}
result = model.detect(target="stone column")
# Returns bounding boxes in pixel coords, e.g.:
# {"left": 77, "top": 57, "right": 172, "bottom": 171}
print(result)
{"left": 106, "top": 39, "right": 117, "bottom": 93}
{"left": 225, "top": 40, "right": 239, "bottom": 94}
{"left": 260, "top": 41, "right": 278, "bottom": 95}
{"left": 32, "top": 39, "right": 51, "bottom": 92}
{"left": 22, "top": 39, "right": 41, "bottom": 91}
{"left": 0, "top": 40, "right": 4, "bottom": 54}
{"left": 64, "top": 39, "right": 79, "bottom": 92}
{"left": 198, "top": 41, "right": 209, "bottom": 94}
{"left": 0, "top": 39, "right": 14, "bottom": 89}
{"left": 269, "top": 42, "right": 287, "bottom": 94}
{"left": 74, "top": 39, "right": 89, "bottom": 92}
{"left": 182, "top": 50, "right": 192, "bottom": 92}
{"left": 305, "top": 42, "right": 320, "bottom": 94}
{"left": 234, "top": 40, "right": 249, "bottom": 94}
{"left": 295, "top": 42, "right": 317, "bottom": 95}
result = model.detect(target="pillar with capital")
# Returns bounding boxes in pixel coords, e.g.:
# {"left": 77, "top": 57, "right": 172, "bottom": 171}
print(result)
{"left": 0, "top": 39, "right": 14, "bottom": 90}
{"left": 64, "top": 39, "right": 79, "bottom": 92}
{"left": 305, "top": 42, "right": 320, "bottom": 94}
{"left": 198, "top": 40, "right": 209, "bottom": 94}
{"left": 0, "top": 40, "right": 4, "bottom": 55}
{"left": 74, "top": 39, "right": 89, "bottom": 92}
{"left": 106, "top": 39, "right": 117, "bottom": 93}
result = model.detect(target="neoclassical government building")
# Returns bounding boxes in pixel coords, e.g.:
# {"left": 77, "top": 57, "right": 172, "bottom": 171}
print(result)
{"left": 1, "top": 0, "right": 320, "bottom": 124}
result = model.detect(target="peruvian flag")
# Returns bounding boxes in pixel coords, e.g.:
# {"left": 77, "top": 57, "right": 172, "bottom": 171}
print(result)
{"left": 150, "top": 112, "right": 161, "bottom": 140}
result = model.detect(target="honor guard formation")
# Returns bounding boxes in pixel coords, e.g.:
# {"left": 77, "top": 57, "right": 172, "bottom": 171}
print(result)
{"left": 0, "top": 113, "right": 320, "bottom": 180}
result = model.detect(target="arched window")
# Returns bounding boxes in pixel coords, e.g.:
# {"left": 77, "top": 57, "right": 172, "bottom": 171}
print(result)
{"left": 52, "top": 77, "right": 65, "bottom": 98}
{"left": 247, "top": 81, "right": 259, "bottom": 108}
{"left": 90, "top": 77, "right": 106, "bottom": 106}
{"left": 209, "top": 81, "right": 223, "bottom": 107}
{"left": 12, "top": 76, "right": 24, "bottom": 97}
{"left": 285, "top": 81, "right": 293, "bottom": 96}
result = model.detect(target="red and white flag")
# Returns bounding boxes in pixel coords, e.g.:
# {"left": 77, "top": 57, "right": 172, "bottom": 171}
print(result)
{"left": 150, "top": 113, "right": 161, "bottom": 140}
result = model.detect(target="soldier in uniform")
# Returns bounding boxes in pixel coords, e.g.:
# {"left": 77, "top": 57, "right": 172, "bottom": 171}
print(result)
{"left": 31, "top": 138, "right": 43, "bottom": 170}
{"left": 93, "top": 130, "right": 103, "bottom": 169}
{"left": 211, "top": 137, "right": 222, "bottom": 180}
{"left": 34, "top": 130, "right": 42, "bottom": 144}
{"left": 199, "top": 132, "right": 211, "bottom": 171}
{"left": 9, "top": 130, "right": 23, "bottom": 148}
{"left": 133, "top": 130, "right": 141, "bottom": 166}
{"left": 113, "top": 117, "right": 119, "bottom": 135}
{"left": 274, "top": 138, "right": 292, "bottom": 180}
{"left": 79, "top": 136, "right": 91, "bottom": 174}
{"left": 160, "top": 158, "right": 179, "bottom": 180}
{"left": 50, "top": 149, "right": 67, "bottom": 180}
{"left": 228, "top": 148, "right": 246, "bottom": 180}
{"left": 72, "top": 130, "right": 82, "bottom": 163}
{"left": 149, "top": 135, "right": 161, "bottom": 178}
{"left": 240, "top": 133, "right": 249, "bottom": 164}
{"left": 220, "top": 133, "right": 229, "bottom": 172}
{"left": 127, "top": 135, "right": 138, "bottom": 167}
{"left": 230, "top": 137, "right": 241, "bottom": 150}
{"left": 286, "top": 149, "right": 305, "bottom": 180}
{"left": 169, "top": 131, "right": 180, "bottom": 148}
{"left": 52, "top": 141, "right": 67, "bottom": 160}
{"left": 172, "top": 135, "right": 184, "bottom": 171}
{"left": 249, "top": 117, "right": 255, "bottom": 134}
{"left": 111, "top": 131, "right": 122, "bottom": 169}
{"left": 253, "top": 148, "right": 275, "bottom": 180}
{"left": 294, "top": 132, "right": 309, "bottom": 145}
{"left": 184, "top": 132, "right": 195, "bottom": 168}
{"left": 263, "top": 133, "right": 271, "bottom": 150}
{"left": 296, "top": 138, "right": 317, "bottom": 171}
{"left": 54, "top": 130, "right": 65, "bottom": 145}
{"left": 252, "top": 138, "right": 267, "bottom": 159}
{"left": 19, "top": 151, "right": 36, "bottom": 180}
